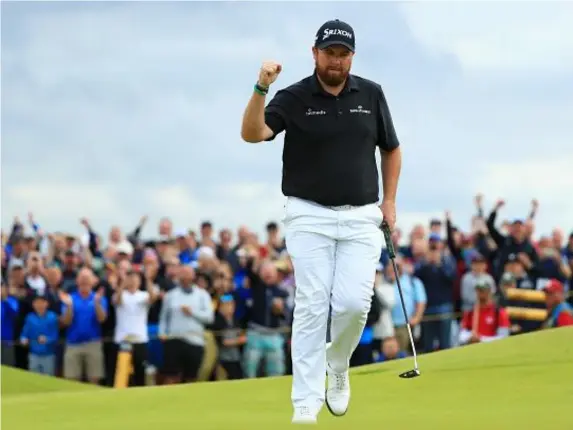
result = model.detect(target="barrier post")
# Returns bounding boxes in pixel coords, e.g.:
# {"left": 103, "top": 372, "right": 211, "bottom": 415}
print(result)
{"left": 114, "top": 340, "right": 133, "bottom": 388}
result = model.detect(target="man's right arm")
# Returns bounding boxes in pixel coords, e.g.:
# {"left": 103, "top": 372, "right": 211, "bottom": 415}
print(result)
{"left": 158, "top": 292, "right": 170, "bottom": 337}
{"left": 240, "top": 61, "right": 286, "bottom": 143}
{"left": 60, "top": 299, "right": 73, "bottom": 327}
{"left": 240, "top": 89, "right": 276, "bottom": 143}
{"left": 486, "top": 202, "right": 506, "bottom": 247}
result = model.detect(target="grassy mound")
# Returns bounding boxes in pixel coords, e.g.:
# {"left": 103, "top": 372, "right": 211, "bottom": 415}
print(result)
{"left": 2, "top": 327, "right": 572, "bottom": 429}
{"left": 1, "top": 366, "right": 103, "bottom": 397}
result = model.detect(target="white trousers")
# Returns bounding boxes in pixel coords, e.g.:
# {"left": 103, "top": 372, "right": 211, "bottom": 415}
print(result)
{"left": 283, "top": 196, "right": 383, "bottom": 412}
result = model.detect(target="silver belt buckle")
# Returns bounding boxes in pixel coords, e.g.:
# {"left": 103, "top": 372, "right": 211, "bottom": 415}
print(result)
{"left": 329, "top": 204, "right": 353, "bottom": 211}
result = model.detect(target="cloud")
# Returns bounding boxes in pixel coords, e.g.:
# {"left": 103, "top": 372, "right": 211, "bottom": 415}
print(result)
{"left": 400, "top": 2, "right": 573, "bottom": 73}
{"left": 1, "top": 1, "right": 571, "bottom": 244}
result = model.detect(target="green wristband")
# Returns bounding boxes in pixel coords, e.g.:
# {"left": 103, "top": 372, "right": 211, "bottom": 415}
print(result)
{"left": 254, "top": 83, "right": 268, "bottom": 95}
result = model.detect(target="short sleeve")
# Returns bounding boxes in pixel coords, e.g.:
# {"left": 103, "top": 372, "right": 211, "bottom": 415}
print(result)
{"left": 414, "top": 277, "right": 427, "bottom": 303}
{"left": 263, "top": 89, "right": 292, "bottom": 141}
{"left": 376, "top": 85, "right": 400, "bottom": 152}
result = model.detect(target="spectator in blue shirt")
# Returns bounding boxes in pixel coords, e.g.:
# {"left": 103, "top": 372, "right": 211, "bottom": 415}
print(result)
{"left": 1, "top": 279, "right": 19, "bottom": 366}
{"left": 60, "top": 267, "right": 108, "bottom": 384}
{"left": 20, "top": 293, "right": 59, "bottom": 376}
{"left": 386, "top": 258, "right": 427, "bottom": 355}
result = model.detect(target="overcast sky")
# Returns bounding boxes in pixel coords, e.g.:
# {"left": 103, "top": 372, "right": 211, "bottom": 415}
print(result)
{"left": 2, "top": 1, "right": 572, "bottom": 242}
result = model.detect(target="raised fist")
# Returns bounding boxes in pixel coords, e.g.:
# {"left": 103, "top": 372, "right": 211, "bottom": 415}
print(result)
{"left": 258, "top": 61, "right": 282, "bottom": 88}
{"left": 531, "top": 199, "right": 539, "bottom": 210}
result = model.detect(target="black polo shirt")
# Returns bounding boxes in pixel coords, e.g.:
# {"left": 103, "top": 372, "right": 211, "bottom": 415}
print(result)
{"left": 264, "top": 71, "right": 400, "bottom": 207}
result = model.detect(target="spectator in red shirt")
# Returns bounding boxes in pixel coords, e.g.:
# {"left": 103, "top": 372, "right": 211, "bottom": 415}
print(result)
{"left": 459, "top": 282, "right": 510, "bottom": 345}
{"left": 541, "top": 280, "right": 573, "bottom": 328}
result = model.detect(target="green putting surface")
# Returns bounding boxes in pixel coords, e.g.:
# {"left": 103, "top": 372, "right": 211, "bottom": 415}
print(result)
{"left": 2, "top": 327, "right": 572, "bottom": 429}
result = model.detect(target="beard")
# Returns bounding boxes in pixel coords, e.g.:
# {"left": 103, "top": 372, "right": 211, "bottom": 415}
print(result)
{"left": 315, "top": 62, "right": 350, "bottom": 86}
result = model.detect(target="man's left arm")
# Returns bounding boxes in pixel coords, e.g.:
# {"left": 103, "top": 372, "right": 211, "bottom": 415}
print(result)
{"left": 376, "top": 85, "right": 401, "bottom": 228}
{"left": 94, "top": 295, "right": 108, "bottom": 323}
{"left": 191, "top": 291, "right": 215, "bottom": 325}
{"left": 271, "top": 288, "right": 288, "bottom": 318}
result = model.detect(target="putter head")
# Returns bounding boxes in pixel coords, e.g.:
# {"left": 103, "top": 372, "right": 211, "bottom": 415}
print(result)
{"left": 399, "top": 368, "right": 420, "bottom": 379}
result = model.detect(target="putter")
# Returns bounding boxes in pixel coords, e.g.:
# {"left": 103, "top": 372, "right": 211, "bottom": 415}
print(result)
{"left": 381, "top": 221, "right": 421, "bottom": 379}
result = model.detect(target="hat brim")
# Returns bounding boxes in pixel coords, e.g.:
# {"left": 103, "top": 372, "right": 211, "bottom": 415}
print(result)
{"left": 315, "top": 40, "right": 354, "bottom": 52}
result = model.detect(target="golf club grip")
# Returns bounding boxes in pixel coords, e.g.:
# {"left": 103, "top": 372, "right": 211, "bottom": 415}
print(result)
{"left": 381, "top": 222, "right": 396, "bottom": 259}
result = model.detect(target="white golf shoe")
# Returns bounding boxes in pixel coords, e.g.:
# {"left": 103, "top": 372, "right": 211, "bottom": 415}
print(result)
{"left": 291, "top": 406, "right": 317, "bottom": 424}
{"left": 325, "top": 363, "right": 350, "bottom": 417}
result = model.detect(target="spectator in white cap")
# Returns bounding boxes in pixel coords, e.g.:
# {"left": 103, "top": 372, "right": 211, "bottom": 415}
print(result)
{"left": 115, "top": 241, "right": 134, "bottom": 262}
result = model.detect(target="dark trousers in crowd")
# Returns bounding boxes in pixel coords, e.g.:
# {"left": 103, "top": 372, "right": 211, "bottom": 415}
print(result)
{"left": 162, "top": 339, "right": 204, "bottom": 383}
{"left": 14, "top": 344, "right": 28, "bottom": 370}
{"left": 284, "top": 338, "right": 292, "bottom": 376}
{"left": 350, "top": 343, "right": 373, "bottom": 367}
{"left": 220, "top": 360, "right": 243, "bottom": 380}
{"left": 103, "top": 340, "right": 116, "bottom": 386}
{"left": 110, "top": 342, "right": 148, "bottom": 387}
{"left": 422, "top": 319, "right": 452, "bottom": 352}
{"left": 1, "top": 343, "right": 15, "bottom": 367}
{"left": 421, "top": 303, "right": 453, "bottom": 352}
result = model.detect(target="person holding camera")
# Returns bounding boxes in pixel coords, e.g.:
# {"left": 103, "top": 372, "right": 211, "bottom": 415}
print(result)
{"left": 414, "top": 238, "right": 456, "bottom": 352}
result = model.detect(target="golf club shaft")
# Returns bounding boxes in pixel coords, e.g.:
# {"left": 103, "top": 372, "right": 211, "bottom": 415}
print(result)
{"left": 390, "top": 258, "right": 419, "bottom": 370}
{"left": 381, "top": 222, "right": 419, "bottom": 371}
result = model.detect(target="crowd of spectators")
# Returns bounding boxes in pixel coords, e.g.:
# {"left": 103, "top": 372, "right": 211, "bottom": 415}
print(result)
{"left": 2, "top": 195, "right": 572, "bottom": 387}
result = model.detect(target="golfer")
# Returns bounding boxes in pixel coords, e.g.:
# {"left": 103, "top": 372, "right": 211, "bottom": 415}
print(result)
{"left": 240, "top": 19, "right": 402, "bottom": 424}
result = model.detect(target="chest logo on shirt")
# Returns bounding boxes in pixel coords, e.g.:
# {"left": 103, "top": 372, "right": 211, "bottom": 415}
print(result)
{"left": 306, "top": 107, "right": 327, "bottom": 116}
{"left": 485, "top": 315, "right": 494, "bottom": 325}
{"left": 349, "top": 105, "right": 371, "bottom": 114}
